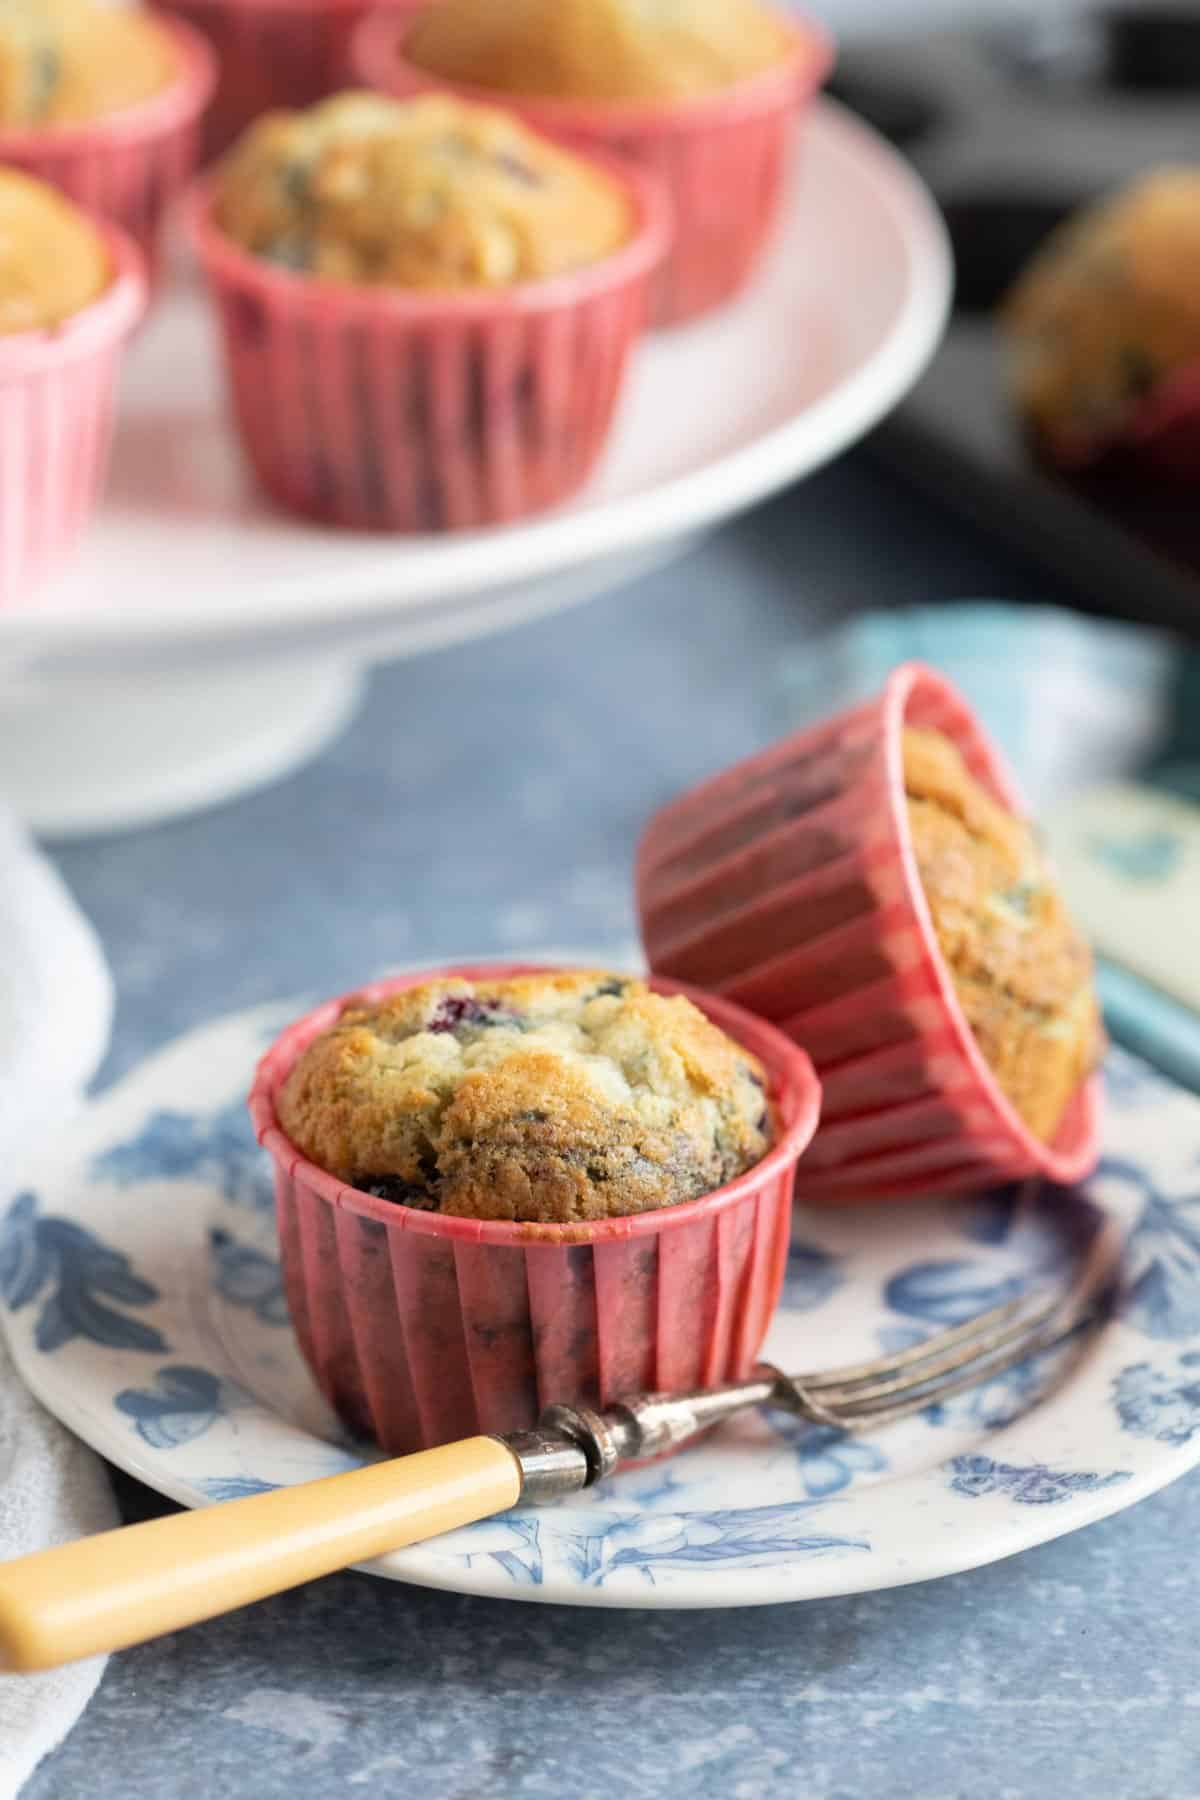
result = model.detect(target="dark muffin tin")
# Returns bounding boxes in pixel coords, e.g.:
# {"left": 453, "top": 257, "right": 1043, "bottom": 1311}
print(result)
{"left": 832, "top": 11, "right": 1200, "bottom": 637}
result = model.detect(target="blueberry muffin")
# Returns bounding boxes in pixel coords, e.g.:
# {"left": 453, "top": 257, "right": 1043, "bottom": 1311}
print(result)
{"left": 1005, "top": 168, "right": 1200, "bottom": 464}
{"left": 213, "top": 91, "right": 633, "bottom": 288}
{"left": 903, "top": 727, "right": 1103, "bottom": 1142}
{"left": 277, "top": 970, "right": 772, "bottom": 1224}
{"left": 404, "top": 0, "right": 795, "bottom": 104}
{"left": 0, "top": 0, "right": 178, "bottom": 127}
{"left": 0, "top": 167, "right": 109, "bottom": 330}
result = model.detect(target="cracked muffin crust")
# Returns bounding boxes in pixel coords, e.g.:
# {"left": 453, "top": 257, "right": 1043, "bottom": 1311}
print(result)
{"left": 277, "top": 970, "right": 772, "bottom": 1224}
{"left": 0, "top": 167, "right": 109, "bottom": 331}
{"left": 903, "top": 726, "right": 1103, "bottom": 1143}
{"left": 404, "top": 0, "right": 795, "bottom": 104}
{"left": 0, "top": 0, "right": 178, "bottom": 127}
{"left": 1005, "top": 168, "right": 1200, "bottom": 465}
{"left": 213, "top": 91, "right": 633, "bottom": 288}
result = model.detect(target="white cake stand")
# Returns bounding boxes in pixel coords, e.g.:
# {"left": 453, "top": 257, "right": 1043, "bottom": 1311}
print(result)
{"left": 0, "top": 102, "right": 951, "bottom": 837}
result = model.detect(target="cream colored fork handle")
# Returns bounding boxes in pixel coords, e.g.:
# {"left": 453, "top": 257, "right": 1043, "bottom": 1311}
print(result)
{"left": 0, "top": 1437, "right": 522, "bottom": 1673}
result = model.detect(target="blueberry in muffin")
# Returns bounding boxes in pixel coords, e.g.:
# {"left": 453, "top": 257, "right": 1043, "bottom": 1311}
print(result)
{"left": 404, "top": 0, "right": 796, "bottom": 104}
{"left": 0, "top": 167, "right": 109, "bottom": 330}
{"left": 0, "top": 0, "right": 178, "bottom": 127}
{"left": 213, "top": 91, "right": 633, "bottom": 288}
{"left": 277, "top": 970, "right": 771, "bottom": 1224}
{"left": 903, "top": 727, "right": 1103, "bottom": 1142}
{"left": 1005, "top": 168, "right": 1200, "bottom": 465}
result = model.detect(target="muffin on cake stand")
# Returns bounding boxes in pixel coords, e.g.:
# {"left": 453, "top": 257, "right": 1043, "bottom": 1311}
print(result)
{"left": 0, "top": 98, "right": 950, "bottom": 836}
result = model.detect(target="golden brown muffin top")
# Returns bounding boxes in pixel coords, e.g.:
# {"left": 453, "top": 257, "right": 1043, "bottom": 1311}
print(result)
{"left": 902, "top": 726, "right": 1102, "bottom": 1141}
{"left": 405, "top": 0, "right": 795, "bottom": 104}
{"left": 0, "top": 0, "right": 177, "bottom": 128}
{"left": 214, "top": 91, "right": 633, "bottom": 289}
{"left": 277, "top": 970, "right": 771, "bottom": 1225}
{"left": 0, "top": 167, "right": 110, "bottom": 331}
{"left": 1004, "top": 167, "right": 1200, "bottom": 460}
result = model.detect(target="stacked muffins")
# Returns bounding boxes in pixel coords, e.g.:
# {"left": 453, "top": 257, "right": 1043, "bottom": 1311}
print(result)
{"left": 1, "top": 0, "right": 835, "bottom": 598}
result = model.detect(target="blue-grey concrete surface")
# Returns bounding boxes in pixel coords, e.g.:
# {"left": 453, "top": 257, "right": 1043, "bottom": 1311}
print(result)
{"left": 32, "top": 459, "right": 1198, "bottom": 1800}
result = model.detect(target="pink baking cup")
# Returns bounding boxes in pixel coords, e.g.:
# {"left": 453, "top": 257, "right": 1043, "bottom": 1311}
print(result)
{"left": 1115, "top": 360, "right": 1200, "bottom": 484}
{"left": 249, "top": 962, "right": 820, "bottom": 1454}
{"left": 152, "top": 0, "right": 390, "bottom": 158}
{"left": 352, "top": 7, "right": 833, "bottom": 327}
{"left": 1029, "top": 360, "right": 1200, "bottom": 481}
{"left": 185, "top": 157, "right": 668, "bottom": 531}
{"left": 637, "top": 663, "right": 1103, "bottom": 1204}
{"left": 0, "top": 20, "right": 215, "bottom": 277}
{"left": 0, "top": 225, "right": 146, "bottom": 610}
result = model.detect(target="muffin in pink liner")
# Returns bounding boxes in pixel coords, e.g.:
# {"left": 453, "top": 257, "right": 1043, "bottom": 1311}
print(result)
{"left": 352, "top": 6, "right": 832, "bottom": 327}
{"left": 0, "top": 19, "right": 215, "bottom": 277}
{"left": 249, "top": 963, "right": 821, "bottom": 1455}
{"left": 152, "top": 0, "right": 388, "bottom": 159}
{"left": 638, "top": 664, "right": 1104, "bottom": 1204}
{"left": 1004, "top": 170, "right": 1200, "bottom": 484}
{"left": 186, "top": 137, "right": 668, "bottom": 532}
{"left": 0, "top": 221, "right": 146, "bottom": 610}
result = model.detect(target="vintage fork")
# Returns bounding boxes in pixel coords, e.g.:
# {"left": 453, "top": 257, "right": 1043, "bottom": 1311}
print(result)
{"left": 0, "top": 1274, "right": 1104, "bottom": 1673}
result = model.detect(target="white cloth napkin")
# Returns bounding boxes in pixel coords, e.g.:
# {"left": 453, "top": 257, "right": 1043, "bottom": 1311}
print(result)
{"left": 0, "top": 808, "right": 118, "bottom": 1798}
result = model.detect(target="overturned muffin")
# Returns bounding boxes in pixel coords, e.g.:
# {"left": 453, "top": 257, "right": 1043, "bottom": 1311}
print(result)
{"left": 404, "top": 0, "right": 795, "bottom": 104}
{"left": 903, "top": 727, "right": 1103, "bottom": 1142}
{"left": 214, "top": 91, "right": 633, "bottom": 288}
{"left": 1005, "top": 168, "right": 1200, "bottom": 465}
{"left": 0, "top": 167, "right": 109, "bottom": 331}
{"left": 0, "top": 0, "right": 177, "bottom": 127}
{"left": 278, "top": 970, "right": 771, "bottom": 1224}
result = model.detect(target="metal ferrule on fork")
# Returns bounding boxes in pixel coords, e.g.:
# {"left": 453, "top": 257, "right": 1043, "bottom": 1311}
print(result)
{"left": 503, "top": 1278, "right": 1105, "bottom": 1503}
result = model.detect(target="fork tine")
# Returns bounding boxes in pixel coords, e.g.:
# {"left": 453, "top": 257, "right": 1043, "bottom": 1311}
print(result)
{"left": 793, "top": 1287, "right": 1065, "bottom": 1396}
{"left": 802, "top": 1286, "right": 1073, "bottom": 1410}
{"left": 830, "top": 1296, "right": 1102, "bottom": 1433}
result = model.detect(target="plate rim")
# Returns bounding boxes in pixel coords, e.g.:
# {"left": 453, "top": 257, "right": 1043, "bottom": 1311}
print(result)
{"left": 8, "top": 991, "right": 1197, "bottom": 1612}
{"left": 1, "top": 99, "right": 952, "bottom": 662}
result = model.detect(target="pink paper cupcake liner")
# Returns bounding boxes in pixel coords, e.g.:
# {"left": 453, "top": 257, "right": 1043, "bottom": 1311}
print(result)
{"left": 0, "top": 225, "right": 147, "bottom": 610}
{"left": 249, "top": 962, "right": 821, "bottom": 1455}
{"left": 152, "top": 0, "right": 385, "bottom": 159}
{"left": 637, "top": 663, "right": 1103, "bottom": 1203}
{"left": 186, "top": 155, "right": 668, "bottom": 531}
{"left": 1118, "top": 360, "right": 1200, "bottom": 484}
{"left": 352, "top": 7, "right": 833, "bottom": 327}
{"left": 0, "top": 20, "right": 215, "bottom": 276}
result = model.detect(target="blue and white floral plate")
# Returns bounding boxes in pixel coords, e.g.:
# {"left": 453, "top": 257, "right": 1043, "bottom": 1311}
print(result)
{"left": 3, "top": 999, "right": 1200, "bottom": 1609}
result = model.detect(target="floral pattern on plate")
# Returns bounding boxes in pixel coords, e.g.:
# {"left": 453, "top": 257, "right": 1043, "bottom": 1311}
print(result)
{"left": 2, "top": 996, "right": 1200, "bottom": 1609}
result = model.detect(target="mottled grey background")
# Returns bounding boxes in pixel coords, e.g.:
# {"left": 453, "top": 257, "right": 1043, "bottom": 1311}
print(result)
{"left": 32, "top": 459, "right": 1200, "bottom": 1799}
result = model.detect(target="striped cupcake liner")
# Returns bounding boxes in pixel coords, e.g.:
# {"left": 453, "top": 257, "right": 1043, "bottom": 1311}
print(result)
{"left": 152, "top": 0, "right": 383, "bottom": 159}
{"left": 0, "top": 226, "right": 147, "bottom": 610}
{"left": 249, "top": 963, "right": 821, "bottom": 1455}
{"left": 0, "top": 20, "right": 215, "bottom": 277}
{"left": 637, "top": 663, "right": 1103, "bottom": 1202}
{"left": 351, "top": 8, "right": 833, "bottom": 328}
{"left": 186, "top": 157, "right": 668, "bottom": 531}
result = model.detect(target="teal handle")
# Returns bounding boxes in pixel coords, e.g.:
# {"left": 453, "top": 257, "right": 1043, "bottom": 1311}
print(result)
{"left": 1098, "top": 959, "right": 1200, "bottom": 1096}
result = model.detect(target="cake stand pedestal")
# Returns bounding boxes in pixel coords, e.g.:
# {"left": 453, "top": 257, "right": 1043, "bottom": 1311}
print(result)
{"left": 0, "top": 662, "right": 363, "bottom": 839}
